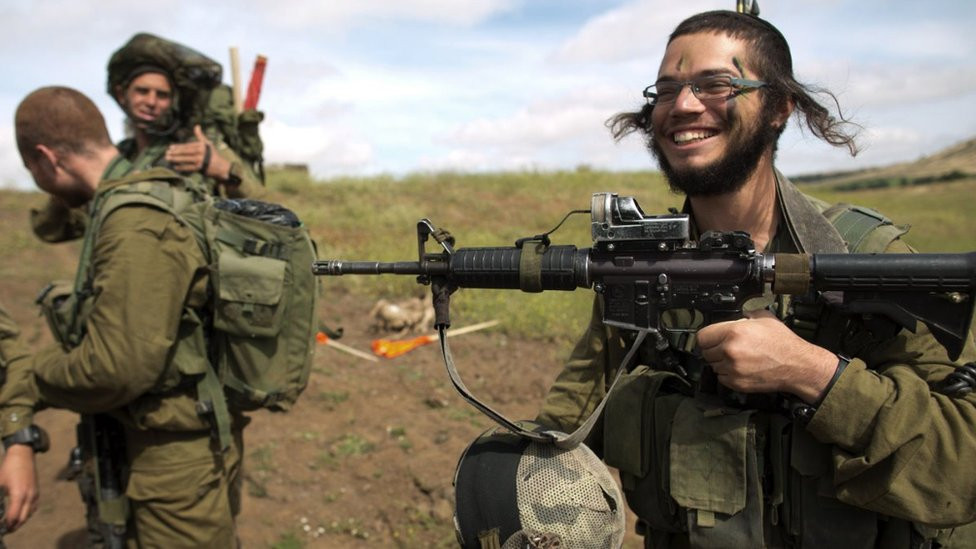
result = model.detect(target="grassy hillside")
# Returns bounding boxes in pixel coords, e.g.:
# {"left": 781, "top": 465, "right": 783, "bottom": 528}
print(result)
{"left": 792, "top": 137, "right": 976, "bottom": 192}
{"left": 4, "top": 168, "right": 974, "bottom": 351}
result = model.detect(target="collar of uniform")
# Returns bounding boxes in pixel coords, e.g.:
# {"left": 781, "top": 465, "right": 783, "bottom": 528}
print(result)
{"left": 101, "top": 153, "right": 134, "bottom": 182}
{"left": 679, "top": 169, "right": 848, "bottom": 254}
{"left": 773, "top": 168, "right": 848, "bottom": 254}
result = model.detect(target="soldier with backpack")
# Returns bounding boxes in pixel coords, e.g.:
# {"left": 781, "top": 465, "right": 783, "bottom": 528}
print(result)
{"left": 0, "top": 85, "right": 304, "bottom": 546}
{"left": 31, "top": 33, "right": 267, "bottom": 244}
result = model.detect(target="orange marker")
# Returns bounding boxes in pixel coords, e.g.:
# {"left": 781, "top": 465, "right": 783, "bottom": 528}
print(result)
{"left": 371, "top": 320, "right": 500, "bottom": 359}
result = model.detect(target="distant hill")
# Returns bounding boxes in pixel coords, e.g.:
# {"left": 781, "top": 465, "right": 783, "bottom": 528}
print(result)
{"left": 792, "top": 136, "right": 976, "bottom": 191}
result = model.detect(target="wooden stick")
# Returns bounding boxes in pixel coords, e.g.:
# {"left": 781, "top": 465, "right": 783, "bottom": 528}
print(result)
{"left": 316, "top": 332, "right": 379, "bottom": 362}
{"left": 229, "top": 46, "right": 242, "bottom": 113}
{"left": 445, "top": 319, "right": 501, "bottom": 337}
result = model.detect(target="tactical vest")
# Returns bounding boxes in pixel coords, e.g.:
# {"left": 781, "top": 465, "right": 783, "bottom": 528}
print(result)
{"left": 599, "top": 202, "right": 961, "bottom": 548}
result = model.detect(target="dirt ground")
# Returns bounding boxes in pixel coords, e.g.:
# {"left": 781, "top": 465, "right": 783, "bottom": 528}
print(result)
{"left": 4, "top": 287, "right": 641, "bottom": 548}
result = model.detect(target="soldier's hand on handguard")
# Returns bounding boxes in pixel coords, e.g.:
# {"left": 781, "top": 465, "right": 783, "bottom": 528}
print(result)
{"left": 0, "top": 444, "right": 38, "bottom": 532}
{"left": 697, "top": 309, "right": 839, "bottom": 404}
{"left": 164, "top": 125, "right": 231, "bottom": 181}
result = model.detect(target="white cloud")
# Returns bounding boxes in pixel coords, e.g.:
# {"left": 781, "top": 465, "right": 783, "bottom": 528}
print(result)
{"left": 261, "top": 117, "right": 374, "bottom": 176}
{"left": 0, "top": 0, "right": 973, "bottom": 188}
{"left": 242, "top": 0, "right": 518, "bottom": 28}
{"left": 847, "top": 20, "right": 976, "bottom": 60}
{"left": 441, "top": 87, "right": 620, "bottom": 148}
{"left": 548, "top": 0, "right": 715, "bottom": 65}
{"left": 0, "top": 125, "right": 28, "bottom": 190}
{"left": 422, "top": 86, "right": 638, "bottom": 171}
{"left": 846, "top": 64, "right": 976, "bottom": 109}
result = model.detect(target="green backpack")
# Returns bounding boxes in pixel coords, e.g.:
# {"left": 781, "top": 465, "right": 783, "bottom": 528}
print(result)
{"left": 107, "top": 33, "right": 266, "bottom": 181}
{"left": 76, "top": 170, "right": 317, "bottom": 446}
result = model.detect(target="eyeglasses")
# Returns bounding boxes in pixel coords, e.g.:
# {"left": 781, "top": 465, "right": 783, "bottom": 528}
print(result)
{"left": 643, "top": 75, "right": 767, "bottom": 105}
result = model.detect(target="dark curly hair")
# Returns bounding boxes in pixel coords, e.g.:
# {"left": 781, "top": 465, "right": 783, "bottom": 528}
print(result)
{"left": 608, "top": 10, "right": 860, "bottom": 156}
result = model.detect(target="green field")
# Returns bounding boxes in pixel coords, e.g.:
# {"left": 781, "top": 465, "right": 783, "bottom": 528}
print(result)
{"left": 5, "top": 170, "right": 974, "bottom": 349}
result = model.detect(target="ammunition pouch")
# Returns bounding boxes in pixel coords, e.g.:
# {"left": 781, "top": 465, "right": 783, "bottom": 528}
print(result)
{"left": 603, "top": 366, "right": 687, "bottom": 534}
{"left": 669, "top": 400, "right": 763, "bottom": 548}
{"left": 604, "top": 366, "right": 893, "bottom": 548}
{"left": 35, "top": 280, "right": 86, "bottom": 351}
{"left": 772, "top": 416, "right": 879, "bottom": 547}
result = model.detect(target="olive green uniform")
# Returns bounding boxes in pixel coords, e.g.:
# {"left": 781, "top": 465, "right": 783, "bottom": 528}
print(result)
{"left": 2, "top": 159, "right": 244, "bottom": 547}
{"left": 537, "top": 173, "right": 976, "bottom": 548}
{"left": 30, "top": 134, "right": 264, "bottom": 244}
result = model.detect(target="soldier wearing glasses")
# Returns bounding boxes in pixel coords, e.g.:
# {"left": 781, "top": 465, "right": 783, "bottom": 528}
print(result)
{"left": 537, "top": 10, "right": 976, "bottom": 548}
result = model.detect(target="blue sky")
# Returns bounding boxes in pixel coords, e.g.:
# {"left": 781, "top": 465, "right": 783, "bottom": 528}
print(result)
{"left": 2, "top": 0, "right": 974, "bottom": 190}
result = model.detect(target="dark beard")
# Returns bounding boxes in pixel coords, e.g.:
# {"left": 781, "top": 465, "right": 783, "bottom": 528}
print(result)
{"left": 649, "top": 106, "right": 779, "bottom": 197}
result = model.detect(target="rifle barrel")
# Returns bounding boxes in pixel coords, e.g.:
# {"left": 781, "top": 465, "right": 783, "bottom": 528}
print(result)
{"left": 314, "top": 250, "right": 976, "bottom": 295}
{"left": 312, "top": 260, "right": 433, "bottom": 276}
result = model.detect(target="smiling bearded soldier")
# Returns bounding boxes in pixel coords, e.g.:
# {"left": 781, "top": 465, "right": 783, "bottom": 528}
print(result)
{"left": 536, "top": 9, "right": 976, "bottom": 549}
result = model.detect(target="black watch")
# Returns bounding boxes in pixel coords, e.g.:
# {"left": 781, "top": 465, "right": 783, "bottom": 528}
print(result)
{"left": 224, "top": 161, "right": 243, "bottom": 187}
{"left": 2, "top": 425, "right": 50, "bottom": 453}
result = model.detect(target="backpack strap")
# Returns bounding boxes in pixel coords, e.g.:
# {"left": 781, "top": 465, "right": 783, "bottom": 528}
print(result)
{"left": 821, "top": 203, "right": 910, "bottom": 253}
{"left": 195, "top": 365, "right": 234, "bottom": 452}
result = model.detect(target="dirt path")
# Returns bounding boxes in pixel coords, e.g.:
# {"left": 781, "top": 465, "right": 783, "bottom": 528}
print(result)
{"left": 5, "top": 291, "right": 640, "bottom": 548}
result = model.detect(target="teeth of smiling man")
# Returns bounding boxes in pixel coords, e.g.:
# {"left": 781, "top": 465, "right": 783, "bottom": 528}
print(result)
{"left": 673, "top": 130, "right": 716, "bottom": 144}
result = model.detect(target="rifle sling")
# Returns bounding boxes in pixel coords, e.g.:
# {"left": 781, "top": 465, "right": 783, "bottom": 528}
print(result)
{"left": 439, "top": 325, "right": 646, "bottom": 449}
{"left": 196, "top": 364, "right": 233, "bottom": 452}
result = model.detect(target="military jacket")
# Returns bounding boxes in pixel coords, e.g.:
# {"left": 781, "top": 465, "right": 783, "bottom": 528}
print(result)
{"left": 537, "top": 172, "right": 976, "bottom": 548}
{"left": 2, "top": 160, "right": 212, "bottom": 436}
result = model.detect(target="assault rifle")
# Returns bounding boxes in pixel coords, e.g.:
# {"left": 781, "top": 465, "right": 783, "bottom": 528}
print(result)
{"left": 313, "top": 192, "right": 976, "bottom": 438}
{"left": 72, "top": 414, "right": 127, "bottom": 548}
{"left": 315, "top": 192, "right": 974, "bottom": 358}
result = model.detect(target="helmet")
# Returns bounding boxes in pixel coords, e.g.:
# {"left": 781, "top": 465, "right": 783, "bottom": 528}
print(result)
{"left": 107, "top": 33, "right": 222, "bottom": 137}
{"left": 453, "top": 424, "right": 626, "bottom": 549}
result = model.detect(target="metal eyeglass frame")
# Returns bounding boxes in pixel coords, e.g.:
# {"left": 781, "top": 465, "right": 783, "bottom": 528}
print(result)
{"left": 643, "top": 75, "right": 767, "bottom": 105}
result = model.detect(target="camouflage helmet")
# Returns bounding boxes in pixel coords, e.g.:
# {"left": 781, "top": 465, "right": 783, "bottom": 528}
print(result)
{"left": 107, "top": 33, "right": 223, "bottom": 136}
{"left": 453, "top": 423, "right": 626, "bottom": 549}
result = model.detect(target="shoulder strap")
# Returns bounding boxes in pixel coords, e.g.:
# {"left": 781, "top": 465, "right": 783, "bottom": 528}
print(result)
{"left": 775, "top": 171, "right": 849, "bottom": 253}
{"left": 75, "top": 178, "right": 174, "bottom": 294}
{"left": 821, "top": 203, "right": 910, "bottom": 253}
